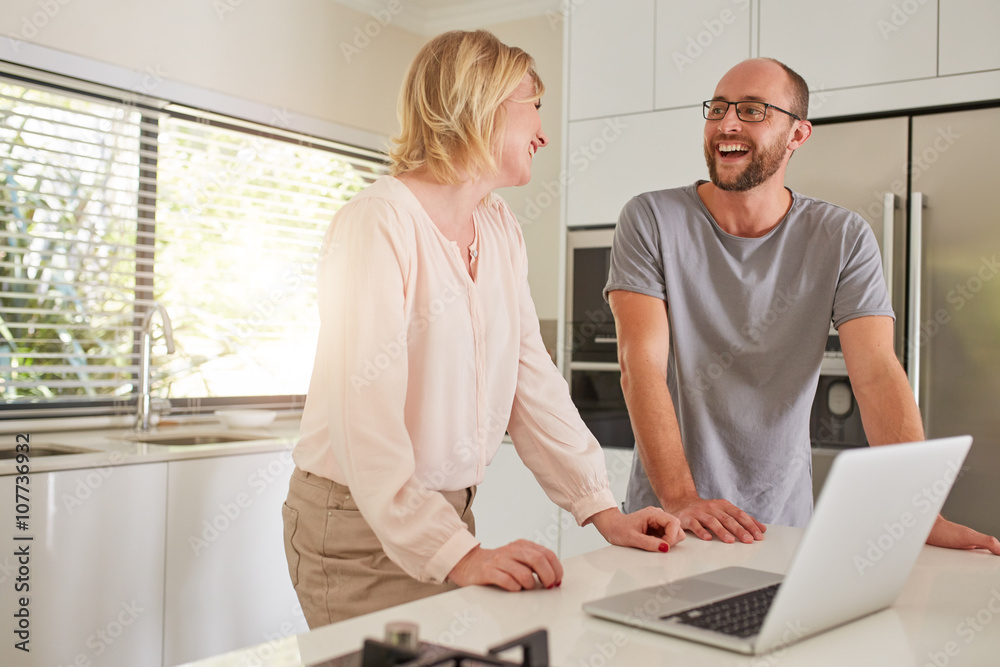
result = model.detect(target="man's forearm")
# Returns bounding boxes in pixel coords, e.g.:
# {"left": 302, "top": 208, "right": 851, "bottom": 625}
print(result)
{"left": 853, "top": 360, "right": 925, "bottom": 446}
{"left": 620, "top": 358, "right": 698, "bottom": 509}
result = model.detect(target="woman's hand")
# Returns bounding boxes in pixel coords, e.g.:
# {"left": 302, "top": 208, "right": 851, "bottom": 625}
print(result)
{"left": 588, "top": 506, "right": 685, "bottom": 552}
{"left": 447, "top": 540, "right": 563, "bottom": 591}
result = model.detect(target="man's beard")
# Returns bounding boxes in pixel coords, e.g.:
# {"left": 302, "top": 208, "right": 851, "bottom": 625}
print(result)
{"left": 704, "top": 135, "right": 786, "bottom": 192}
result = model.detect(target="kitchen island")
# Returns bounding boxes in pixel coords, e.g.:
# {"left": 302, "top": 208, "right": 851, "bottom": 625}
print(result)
{"left": 181, "top": 524, "right": 1000, "bottom": 666}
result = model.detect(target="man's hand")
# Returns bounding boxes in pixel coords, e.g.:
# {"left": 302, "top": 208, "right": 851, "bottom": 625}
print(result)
{"left": 667, "top": 496, "right": 767, "bottom": 544}
{"left": 447, "top": 540, "right": 563, "bottom": 591}
{"left": 588, "top": 506, "right": 685, "bottom": 552}
{"left": 927, "top": 516, "right": 1000, "bottom": 555}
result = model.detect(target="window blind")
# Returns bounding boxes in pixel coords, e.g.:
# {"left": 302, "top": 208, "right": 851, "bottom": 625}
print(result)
{"left": 0, "top": 68, "right": 388, "bottom": 417}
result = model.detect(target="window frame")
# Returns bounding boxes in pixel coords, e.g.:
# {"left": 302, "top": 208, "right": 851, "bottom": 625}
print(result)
{"left": 0, "top": 63, "right": 388, "bottom": 421}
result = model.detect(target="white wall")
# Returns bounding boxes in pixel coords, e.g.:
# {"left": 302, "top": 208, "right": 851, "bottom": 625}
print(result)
{"left": 0, "top": 0, "right": 424, "bottom": 140}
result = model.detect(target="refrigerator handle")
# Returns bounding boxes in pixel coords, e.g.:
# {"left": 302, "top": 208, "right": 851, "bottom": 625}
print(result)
{"left": 882, "top": 193, "right": 896, "bottom": 294}
{"left": 907, "top": 192, "right": 926, "bottom": 405}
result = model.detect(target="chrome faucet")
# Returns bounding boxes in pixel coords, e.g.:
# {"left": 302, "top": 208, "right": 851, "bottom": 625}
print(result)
{"left": 136, "top": 302, "right": 175, "bottom": 431}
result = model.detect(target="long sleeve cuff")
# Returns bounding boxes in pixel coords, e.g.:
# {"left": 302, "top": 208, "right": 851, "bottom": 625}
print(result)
{"left": 422, "top": 528, "right": 481, "bottom": 584}
{"left": 568, "top": 488, "right": 618, "bottom": 527}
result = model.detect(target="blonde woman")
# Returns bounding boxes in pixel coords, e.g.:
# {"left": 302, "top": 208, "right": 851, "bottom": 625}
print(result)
{"left": 282, "top": 30, "right": 684, "bottom": 627}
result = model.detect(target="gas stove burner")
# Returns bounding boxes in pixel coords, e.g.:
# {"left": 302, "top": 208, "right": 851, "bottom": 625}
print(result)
{"left": 311, "top": 626, "right": 549, "bottom": 667}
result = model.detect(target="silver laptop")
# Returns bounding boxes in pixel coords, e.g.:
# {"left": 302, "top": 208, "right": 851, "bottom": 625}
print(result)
{"left": 582, "top": 436, "right": 972, "bottom": 655}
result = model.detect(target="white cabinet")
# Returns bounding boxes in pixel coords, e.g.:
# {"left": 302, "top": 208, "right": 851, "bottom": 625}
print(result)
{"left": 568, "top": 0, "right": 655, "bottom": 120}
{"left": 759, "top": 0, "right": 937, "bottom": 93}
{"left": 162, "top": 449, "right": 307, "bottom": 666}
{"left": 0, "top": 461, "right": 167, "bottom": 667}
{"left": 939, "top": 0, "right": 1000, "bottom": 75}
{"left": 566, "top": 108, "right": 708, "bottom": 227}
{"left": 654, "top": 0, "right": 753, "bottom": 109}
{"left": 477, "top": 443, "right": 636, "bottom": 560}
{"left": 474, "top": 442, "right": 563, "bottom": 553}
{"left": 560, "top": 447, "right": 635, "bottom": 559}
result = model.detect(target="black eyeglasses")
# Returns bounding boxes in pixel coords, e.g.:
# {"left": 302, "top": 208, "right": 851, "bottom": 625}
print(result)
{"left": 703, "top": 100, "right": 801, "bottom": 122}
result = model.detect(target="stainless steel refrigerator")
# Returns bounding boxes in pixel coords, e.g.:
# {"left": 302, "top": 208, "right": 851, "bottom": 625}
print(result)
{"left": 786, "top": 106, "right": 1000, "bottom": 538}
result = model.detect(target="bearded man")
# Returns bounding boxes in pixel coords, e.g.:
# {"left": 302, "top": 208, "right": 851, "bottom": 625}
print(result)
{"left": 604, "top": 58, "right": 1000, "bottom": 554}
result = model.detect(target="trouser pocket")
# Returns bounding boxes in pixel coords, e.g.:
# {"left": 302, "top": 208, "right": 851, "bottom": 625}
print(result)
{"left": 281, "top": 502, "right": 300, "bottom": 587}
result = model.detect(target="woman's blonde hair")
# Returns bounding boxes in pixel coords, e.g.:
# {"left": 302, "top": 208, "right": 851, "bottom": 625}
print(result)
{"left": 389, "top": 30, "right": 544, "bottom": 184}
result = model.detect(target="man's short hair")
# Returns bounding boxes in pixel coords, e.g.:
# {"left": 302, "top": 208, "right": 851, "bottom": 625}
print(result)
{"left": 763, "top": 58, "right": 809, "bottom": 120}
{"left": 389, "top": 30, "right": 544, "bottom": 184}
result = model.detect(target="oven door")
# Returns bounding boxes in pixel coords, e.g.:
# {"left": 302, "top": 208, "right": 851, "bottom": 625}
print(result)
{"left": 570, "top": 366, "right": 634, "bottom": 449}
{"left": 566, "top": 228, "right": 634, "bottom": 449}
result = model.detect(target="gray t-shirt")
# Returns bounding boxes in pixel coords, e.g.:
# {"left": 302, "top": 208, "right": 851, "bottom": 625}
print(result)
{"left": 606, "top": 182, "right": 894, "bottom": 526}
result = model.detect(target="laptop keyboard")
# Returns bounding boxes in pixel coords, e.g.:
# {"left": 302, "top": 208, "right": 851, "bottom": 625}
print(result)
{"left": 662, "top": 583, "right": 781, "bottom": 638}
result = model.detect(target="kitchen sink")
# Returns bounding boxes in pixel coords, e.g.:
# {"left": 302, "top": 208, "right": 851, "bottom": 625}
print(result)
{"left": 0, "top": 444, "right": 97, "bottom": 459}
{"left": 121, "top": 431, "right": 274, "bottom": 446}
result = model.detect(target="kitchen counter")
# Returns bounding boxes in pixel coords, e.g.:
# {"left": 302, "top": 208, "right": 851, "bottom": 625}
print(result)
{"left": 179, "top": 524, "right": 1000, "bottom": 666}
{"left": 0, "top": 414, "right": 300, "bottom": 476}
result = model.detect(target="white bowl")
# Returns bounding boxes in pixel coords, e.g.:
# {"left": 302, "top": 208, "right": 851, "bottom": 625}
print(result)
{"left": 214, "top": 409, "right": 277, "bottom": 429}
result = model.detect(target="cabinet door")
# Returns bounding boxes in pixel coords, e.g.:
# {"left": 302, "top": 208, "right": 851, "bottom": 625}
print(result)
{"left": 654, "top": 0, "right": 753, "bottom": 109}
{"left": 939, "top": 0, "right": 1000, "bottom": 75}
{"left": 0, "top": 462, "right": 167, "bottom": 667}
{"left": 559, "top": 447, "right": 634, "bottom": 559}
{"left": 565, "top": 108, "right": 708, "bottom": 227}
{"left": 569, "top": 0, "right": 655, "bottom": 119}
{"left": 474, "top": 442, "right": 564, "bottom": 553}
{"left": 759, "top": 0, "right": 936, "bottom": 92}
{"left": 162, "top": 450, "right": 307, "bottom": 666}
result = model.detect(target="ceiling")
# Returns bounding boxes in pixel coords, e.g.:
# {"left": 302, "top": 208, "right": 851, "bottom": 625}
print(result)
{"left": 330, "top": 0, "right": 563, "bottom": 35}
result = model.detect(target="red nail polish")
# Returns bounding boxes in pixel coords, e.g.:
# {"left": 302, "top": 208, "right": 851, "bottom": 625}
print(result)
{"left": 658, "top": 542, "right": 669, "bottom": 553}
{"left": 547, "top": 583, "right": 554, "bottom": 590}
{"left": 556, "top": 580, "right": 562, "bottom": 587}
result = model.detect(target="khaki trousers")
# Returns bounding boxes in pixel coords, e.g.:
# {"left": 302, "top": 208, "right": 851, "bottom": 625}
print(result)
{"left": 282, "top": 467, "right": 476, "bottom": 628}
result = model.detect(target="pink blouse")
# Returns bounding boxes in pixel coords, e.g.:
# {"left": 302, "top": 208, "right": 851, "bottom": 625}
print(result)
{"left": 293, "top": 176, "right": 616, "bottom": 583}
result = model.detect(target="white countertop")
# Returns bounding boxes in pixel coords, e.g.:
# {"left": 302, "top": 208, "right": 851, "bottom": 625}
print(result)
{"left": 0, "top": 415, "right": 300, "bottom": 475}
{"left": 178, "top": 524, "right": 1000, "bottom": 666}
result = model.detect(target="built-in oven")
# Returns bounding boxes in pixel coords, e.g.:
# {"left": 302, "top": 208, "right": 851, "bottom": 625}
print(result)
{"left": 565, "top": 228, "right": 634, "bottom": 449}
{"left": 566, "top": 230, "right": 868, "bottom": 460}
{"left": 810, "top": 329, "right": 868, "bottom": 499}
